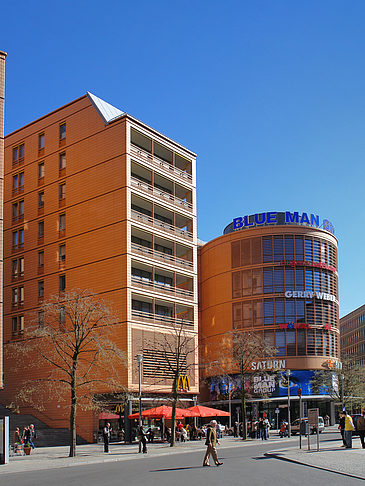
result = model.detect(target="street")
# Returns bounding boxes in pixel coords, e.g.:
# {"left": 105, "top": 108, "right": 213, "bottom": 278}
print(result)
{"left": 1, "top": 432, "right": 363, "bottom": 486}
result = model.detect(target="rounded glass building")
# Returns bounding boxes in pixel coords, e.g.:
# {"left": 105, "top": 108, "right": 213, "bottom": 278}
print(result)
{"left": 199, "top": 211, "right": 339, "bottom": 423}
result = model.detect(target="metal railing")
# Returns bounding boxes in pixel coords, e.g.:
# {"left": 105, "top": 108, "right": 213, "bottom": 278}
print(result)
{"left": 131, "top": 310, "right": 194, "bottom": 328}
{"left": 131, "top": 276, "right": 194, "bottom": 299}
{"left": 131, "top": 177, "right": 193, "bottom": 212}
{"left": 130, "top": 145, "right": 192, "bottom": 183}
{"left": 131, "top": 242, "right": 194, "bottom": 270}
{"left": 131, "top": 210, "right": 193, "bottom": 240}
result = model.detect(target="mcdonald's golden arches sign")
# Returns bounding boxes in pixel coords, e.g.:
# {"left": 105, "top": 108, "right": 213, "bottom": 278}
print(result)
{"left": 177, "top": 374, "right": 191, "bottom": 391}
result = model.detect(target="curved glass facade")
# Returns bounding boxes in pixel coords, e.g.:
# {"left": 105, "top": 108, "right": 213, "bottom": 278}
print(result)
{"left": 231, "top": 233, "right": 339, "bottom": 359}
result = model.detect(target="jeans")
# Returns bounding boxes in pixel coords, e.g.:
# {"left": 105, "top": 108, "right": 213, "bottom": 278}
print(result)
{"left": 344, "top": 430, "right": 352, "bottom": 448}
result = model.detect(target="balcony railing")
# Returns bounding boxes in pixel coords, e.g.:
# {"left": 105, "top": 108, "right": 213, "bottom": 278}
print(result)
{"left": 130, "top": 145, "right": 192, "bottom": 183}
{"left": 131, "top": 276, "right": 194, "bottom": 300}
{"left": 131, "top": 310, "right": 194, "bottom": 328}
{"left": 131, "top": 177, "right": 193, "bottom": 212}
{"left": 131, "top": 243, "right": 194, "bottom": 270}
{"left": 131, "top": 210, "right": 193, "bottom": 241}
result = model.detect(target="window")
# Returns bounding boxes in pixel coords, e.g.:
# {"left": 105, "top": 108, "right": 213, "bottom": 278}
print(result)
{"left": 12, "top": 172, "right": 24, "bottom": 194}
{"left": 59, "top": 123, "right": 66, "bottom": 140}
{"left": 12, "top": 315, "right": 24, "bottom": 334}
{"left": 59, "top": 152, "right": 66, "bottom": 170}
{"left": 12, "top": 286, "right": 24, "bottom": 306}
{"left": 59, "top": 274, "right": 66, "bottom": 292}
{"left": 59, "top": 244, "right": 66, "bottom": 262}
{"left": 12, "top": 228, "right": 24, "bottom": 250}
{"left": 12, "top": 257, "right": 24, "bottom": 278}
{"left": 38, "top": 133, "right": 45, "bottom": 150}
{"left": 12, "top": 201, "right": 24, "bottom": 221}
{"left": 12, "top": 143, "right": 24, "bottom": 164}
{"left": 38, "top": 221, "right": 44, "bottom": 238}
{"left": 38, "top": 250, "right": 44, "bottom": 268}
{"left": 38, "top": 280, "right": 44, "bottom": 298}
{"left": 59, "top": 306, "right": 66, "bottom": 326}
{"left": 38, "top": 311, "right": 44, "bottom": 328}
{"left": 38, "top": 192, "right": 44, "bottom": 208}
{"left": 38, "top": 162, "right": 45, "bottom": 179}
{"left": 59, "top": 213, "right": 66, "bottom": 231}
{"left": 59, "top": 183, "right": 66, "bottom": 200}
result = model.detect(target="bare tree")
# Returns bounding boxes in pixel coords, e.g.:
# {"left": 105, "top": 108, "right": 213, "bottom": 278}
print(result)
{"left": 146, "top": 321, "right": 197, "bottom": 447}
{"left": 7, "top": 289, "right": 126, "bottom": 457}
{"left": 311, "top": 359, "right": 365, "bottom": 412}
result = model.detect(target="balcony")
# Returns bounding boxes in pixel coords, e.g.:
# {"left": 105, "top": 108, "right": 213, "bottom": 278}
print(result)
{"left": 131, "top": 176, "right": 193, "bottom": 212}
{"left": 131, "top": 210, "right": 193, "bottom": 241}
{"left": 130, "top": 144, "right": 192, "bottom": 184}
{"left": 131, "top": 276, "right": 194, "bottom": 300}
{"left": 131, "top": 310, "right": 194, "bottom": 329}
{"left": 131, "top": 242, "right": 193, "bottom": 270}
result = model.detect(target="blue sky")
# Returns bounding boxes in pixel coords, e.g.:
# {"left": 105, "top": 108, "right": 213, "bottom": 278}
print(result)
{"left": 1, "top": 0, "right": 364, "bottom": 316}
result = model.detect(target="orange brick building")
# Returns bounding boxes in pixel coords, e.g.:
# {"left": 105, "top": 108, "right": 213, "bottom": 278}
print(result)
{"left": 0, "top": 51, "right": 6, "bottom": 390}
{"left": 1, "top": 93, "right": 198, "bottom": 441}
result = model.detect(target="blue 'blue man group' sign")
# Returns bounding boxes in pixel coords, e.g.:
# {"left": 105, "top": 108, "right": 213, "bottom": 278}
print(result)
{"left": 228, "top": 211, "right": 335, "bottom": 235}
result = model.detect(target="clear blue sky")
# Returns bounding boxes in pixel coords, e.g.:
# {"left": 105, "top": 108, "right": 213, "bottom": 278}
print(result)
{"left": 1, "top": 0, "right": 364, "bottom": 317}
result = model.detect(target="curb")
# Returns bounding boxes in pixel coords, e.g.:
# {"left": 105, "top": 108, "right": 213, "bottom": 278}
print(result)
{"left": 264, "top": 450, "right": 365, "bottom": 481}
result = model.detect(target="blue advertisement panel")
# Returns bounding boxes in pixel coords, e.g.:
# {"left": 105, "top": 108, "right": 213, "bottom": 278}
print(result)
{"left": 209, "top": 370, "right": 330, "bottom": 401}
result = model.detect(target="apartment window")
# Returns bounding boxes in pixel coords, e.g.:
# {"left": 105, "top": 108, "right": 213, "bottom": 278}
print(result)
{"left": 38, "top": 191, "right": 44, "bottom": 208}
{"left": 59, "top": 213, "right": 66, "bottom": 231}
{"left": 12, "top": 315, "right": 24, "bottom": 334}
{"left": 12, "top": 228, "right": 24, "bottom": 250}
{"left": 59, "top": 183, "right": 66, "bottom": 200}
{"left": 38, "top": 221, "right": 44, "bottom": 238}
{"left": 38, "top": 250, "right": 44, "bottom": 268}
{"left": 59, "top": 274, "right": 66, "bottom": 292}
{"left": 12, "top": 200, "right": 24, "bottom": 221}
{"left": 59, "top": 306, "right": 66, "bottom": 326}
{"left": 12, "top": 172, "right": 24, "bottom": 194}
{"left": 12, "top": 286, "right": 24, "bottom": 306}
{"left": 59, "top": 152, "right": 66, "bottom": 170}
{"left": 12, "top": 143, "right": 24, "bottom": 164}
{"left": 59, "top": 244, "right": 66, "bottom": 262}
{"left": 12, "top": 257, "right": 24, "bottom": 278}
{"left": 38, "top": 280, "right": 44, "bottom": 298}
{"left": 38, "top": 311, "right": 44, "bottom": 328}
{"left": 59, "top": 123, "right": 66, "bottom": 140}
{"left": 38, "top": 162, "right": 45, "bottom": 179}
{"left": 38, "top": 133, "right": 45, "bottom": 150}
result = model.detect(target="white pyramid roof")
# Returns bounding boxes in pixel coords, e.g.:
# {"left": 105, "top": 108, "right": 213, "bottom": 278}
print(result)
{"left": 87, "top": 92, "right": 124, "bottom": 124}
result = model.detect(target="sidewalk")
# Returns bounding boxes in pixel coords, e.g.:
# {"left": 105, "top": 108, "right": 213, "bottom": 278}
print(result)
{"left": 0, "top": 434, "right": 293, "bottom": 475}
{"left": 266, "top": 438, "right": 365, "bottom": 480}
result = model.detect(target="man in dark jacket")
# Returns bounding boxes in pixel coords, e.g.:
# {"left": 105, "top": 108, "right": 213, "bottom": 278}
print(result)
{"left": 356, "top": 411, "right": 365, "bottom": 449}
{"left": 103, "top": 423, "right": 112, "bottom": 453}
{"left": 203, "top": 420, "right": 223, "bottom": 467}
{"left": 338, "top": 412, "right": 346, "bottom": 447}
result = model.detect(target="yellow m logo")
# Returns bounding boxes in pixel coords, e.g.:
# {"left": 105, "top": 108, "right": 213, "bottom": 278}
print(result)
{"left": 177, "top": 374, "right": 191, "bottom": 391}
{"left": 115, "top": 404, "right": 123, "bottom": 414}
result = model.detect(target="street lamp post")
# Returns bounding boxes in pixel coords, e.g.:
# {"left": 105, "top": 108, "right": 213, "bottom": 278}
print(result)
{"left": 136, "top": 354, "right": 143, "bottom": 427}
{"left": 287, "top": 369, "right": 291, "bottom": 438}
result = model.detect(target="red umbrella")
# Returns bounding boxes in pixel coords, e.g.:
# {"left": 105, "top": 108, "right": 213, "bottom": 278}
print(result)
{"left": 128, "top": 405, "right": 193, "bottom": 420}
{"left": 185, "top": 405, "right": 230, "bottom": 417}
{"left": 98, "top": 412, "right": 120, "bottom": 420}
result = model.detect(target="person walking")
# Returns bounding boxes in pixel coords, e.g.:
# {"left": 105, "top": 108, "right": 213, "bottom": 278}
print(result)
{"left": 338, "top": 412, "right": 346, "bottom": 447}
{"left": 138, "top": 425, "right": 147, "bottom": 453}
{"left": 203, "top": 420, "right": 223, "bottom": 467}
{"left": 29, "top": 424, "right": 37, "bottom": 449}
{"left": 103, "top": 422, "right": 112, "bottom": 453}
{"left": 344, "top": 411, "right": 355, "bottom": 448}
{"left": 356, "top": 411, "right": 365, "bottom": 449}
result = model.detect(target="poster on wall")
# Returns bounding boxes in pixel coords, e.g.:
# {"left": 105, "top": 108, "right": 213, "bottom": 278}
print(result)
{"left": 209, "top": 370, "right": 331, "bottom": 401}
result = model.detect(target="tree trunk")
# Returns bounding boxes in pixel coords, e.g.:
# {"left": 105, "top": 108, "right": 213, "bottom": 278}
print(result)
{"left": 241, "top": 369, "right": 247, "bottom": 440}
{"left": 69, "top": 361, "right": 77, "bottom": 457}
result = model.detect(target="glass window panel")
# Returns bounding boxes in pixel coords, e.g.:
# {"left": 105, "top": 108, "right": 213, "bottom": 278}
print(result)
{"left": 231, "top": 242, "right": 240, "bottom": 268}
{"left": 313, "top": 269, "right": 321, "bottom": 291}
{"left": 242, "top": 270, "right": 252, "bottom": 296}
{"left": 313, "top": 240, "right": 320, "bottom": 263}
{"left": 232, "top": 272, "right": 241, "bottom": 298}
{"left": 305, "top": 269, "right": 313, "bottom": 291}
{"left": 307, "top": 329, "right": 315, "bottom": 355}
{"left": 264, "top": 299, "right": 274, "bottom": 325}
{"left": 275, "top": 299, "right": 285, "bottom": 322}
{"left": 241, "top": 239, "right": 251, "bottom": 266}
{"left": 264, "top": 330, "right": 275, "bottom": 348}
{"left": 296, "top": 300, "right": 305, "bottom": 323}
{"left": 295, "top": 237, "right": 304, "bottom": 260}
{"left": 263, "top": 268, "right": 273, "bottom": 294}
{"left": 276, "top": 331, "right": 285, "bottom": 356}
{"left": 253, "top": 300, "right": 263, "bottom": 326}
{"left": 323, "top": 332, "right": 329, "bottom": 356}
{"left": 251, "top": 238, "right": 261, "bottom": 264}
{"left": 286, "top": 329, "right": 296, "bottom": 356}
{"left": 262, "top": 237, "right": 272, "bottom": 263}
{"left": 305, "top": 300, "right": 315, "bottom": 325}
{"left": 316, "top": 330, "right": 323, "bottom": 355}
{"left": 284, "top": 236, "right": 294, "bottom": 260}
{"left": 286, "top": 300, "right": 295, "bottom": 320}
{"left": 274, "top": 267, "right": 284, "bottom": 292}
{"left": 305, "top": 238, "right": 312, "bottom": 261}
{"left": 285, "top": 267, "right": 295, "bottom": 291}
{"left": 295, "top": 268, "right": 304, "bottom": 291}
{"left": 273, "top": 236, "right": 284, "bottom": 262}
{"left": 321, "top": 242, "right": 327, "bottom": 263}
{"left": 252, "top": 268, "right": 262, "bottom": 295}
{"left": 297, "top": 329, "right": 306, "bottom": 355}
{"left": 242, "top": 301, "right": 253, "bottom": 328}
